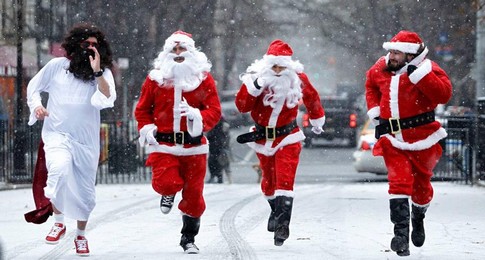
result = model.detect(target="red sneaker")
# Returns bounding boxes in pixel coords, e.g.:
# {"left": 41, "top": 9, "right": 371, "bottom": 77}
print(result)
{"left": 74, "top": 235, "right": 90, "bottom": 256}
{"left": 45, "top": 223, "right": 66, "bottom": 244}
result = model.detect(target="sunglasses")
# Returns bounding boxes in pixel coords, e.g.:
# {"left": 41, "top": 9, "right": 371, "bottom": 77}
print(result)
{"left": 80, "top": 41, "right": 99, "bottom": 49}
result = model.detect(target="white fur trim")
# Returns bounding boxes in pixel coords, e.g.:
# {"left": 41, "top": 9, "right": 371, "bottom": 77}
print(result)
{"left": 247, "top": 130, "right": 305, "bottom": 156}
{"left": 265, "top": 55, "right": 292, "bottom": 66}
{"left": 310, "top": 116, "right": 325, "bottom": 128}
{"left": 241, "top": 73, "right": 263, "bottom": 97}
{"left": 390, "top": 194, "right": 410, "bottom": 199}
{"left": 383, "top": 42, "right": 420, "bottom": 54}
{"left": 411, "top": 201, "right": 430, "bottom": 208}
{"left": 275, "top": 189, "right": 295, "bottom": 197}
{"left": 382, "top": 127, "right": 447, "bottom": 151}
{"left": 409, "top": 59, "right": 432, "bottom": 84}
{"left": 146, "top": 143, "right": 209, "bottom": 156}
{"left": 164, "top": 34, "right": 195, "bottom": 51}
{"left": 367, "top": 106, "right": 380, "bottom": 120}
{"left": 263, "top": 55, "right": 304, "bottom": 73}
{"left": 389, "top": 75, "right": 400, "bottom": 119}
{"left": 265, "top": 195, "right": 277, "bottom": 200}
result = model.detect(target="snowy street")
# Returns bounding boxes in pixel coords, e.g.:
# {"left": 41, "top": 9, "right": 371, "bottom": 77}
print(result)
{"left": 1, "top": 181, "right": 484, "bottom": 260}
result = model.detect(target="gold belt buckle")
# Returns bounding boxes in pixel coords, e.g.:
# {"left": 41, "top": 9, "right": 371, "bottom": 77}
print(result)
{"left": 389, "top": 118, "right": 401, "bottom": 134}
{"left": 174, "top": 131, "right": 184, "bottom": 144}
{"left": 266, "top": 126, "right": 276, "bottom": 141}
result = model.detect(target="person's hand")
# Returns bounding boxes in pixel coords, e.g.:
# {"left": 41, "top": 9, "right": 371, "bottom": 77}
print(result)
{"left": 146, "top": 129, "right": 158, "bottom": 145}
{"left": 88, "top": 46, "right": 101, "bottom": 74}
{"left": 312, "top": 126, "right": 323, "bottom": 134}
{"left": 139, "top": 124, "right": 158, "bottom": 146}
{"left": 407, "top": 65, "right": 417, "bottom": 75}
{"left": 372, "top": 117, "right": 380, "bottom": 127}
{"left": 34, "top": 106, "right": 49, "bottom": 120}
{"left": 179, "top": 98, "right": 198, "bottom": 121}
{"left": 253, "top": 78, "right": 265, "bottom": 89}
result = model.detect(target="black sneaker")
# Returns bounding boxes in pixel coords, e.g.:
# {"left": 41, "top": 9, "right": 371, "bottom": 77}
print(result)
{"left": 181, "top": 242, "right": 199, "bottom": 254}
{"left": 160, "top": 195, "right": 175, "bottom": 214}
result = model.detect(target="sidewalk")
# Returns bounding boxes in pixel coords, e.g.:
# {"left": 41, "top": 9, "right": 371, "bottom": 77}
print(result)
{"left": 1, "top": 182, "right": 484, "bottom": 260}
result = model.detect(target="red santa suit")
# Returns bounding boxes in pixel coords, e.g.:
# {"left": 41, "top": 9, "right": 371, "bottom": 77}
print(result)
{"left": 235, "top": 40, "right": 325, "bottom": 199}
{"left": 135, "top": 31, "right": 221, "bottom": 218}
{"left": 365, "top": 31, "right": 452, "bottom": 206}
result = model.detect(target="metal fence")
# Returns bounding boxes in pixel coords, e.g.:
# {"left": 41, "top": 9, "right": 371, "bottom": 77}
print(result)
{"left": 0, "top": 119, "right": 42, "bottom": 184}
{"left": 434, "top": 116, "right": 476, "bottom": 184}
{"left": 1, "top": 115, "right": 483, "bottom": 185}
{"left": 96, "top": 121, "right": 151, "bottom": 184}
{"left": 0, "top": 119, "right": 151, "bottom": 185}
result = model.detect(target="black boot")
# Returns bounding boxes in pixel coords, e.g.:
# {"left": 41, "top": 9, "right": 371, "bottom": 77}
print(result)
{"left": 267, "top": 199, "right": 276, "bottom": 232}
{"left": 180, "top": 215, "right": 200, "bottom": 254}
{"left": 273, "top": 196, "right": 293, "bottom": 246}
{"left": 390, "top": 198, "right": 410, "bottom": 256}
{"left": 216, "top": 174, "right": 223, "bottom": 184}
{"left": 411, "top": 204, "right": 428, "bottom": 247}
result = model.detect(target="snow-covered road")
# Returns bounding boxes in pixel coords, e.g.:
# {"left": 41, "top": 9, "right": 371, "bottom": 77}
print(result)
{"left": 1, "top": 182, "right": 484, "bottom": 260}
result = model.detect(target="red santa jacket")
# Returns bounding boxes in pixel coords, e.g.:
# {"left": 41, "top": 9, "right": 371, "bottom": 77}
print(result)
{"left": 365, "top": 55, "right": 452, "bottom": 151}
{"left": 235, "top": 72, "right": 325, "bottom": 155}
{"left": 135, "top": 73, "right": 221, "bottom": 155}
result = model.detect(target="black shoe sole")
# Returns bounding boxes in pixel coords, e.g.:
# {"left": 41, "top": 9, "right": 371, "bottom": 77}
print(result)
{"left": 396, "top": 249, "right": 410, "bottom": 256}
{"left": 274, "top": 239, "right": 284, "bottom": 246}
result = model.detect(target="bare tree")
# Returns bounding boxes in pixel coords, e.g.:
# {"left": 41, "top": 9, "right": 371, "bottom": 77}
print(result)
{"left": 275, "top": 0, "right": 476, "bottom": 106}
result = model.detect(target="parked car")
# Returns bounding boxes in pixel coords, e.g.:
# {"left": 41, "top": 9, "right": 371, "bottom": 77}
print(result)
{"left": 298, "top": 95, "right": 364, "bottom": 147}
{"left": 221, "top": 100, "right": 251, "bottom": 128}
{"left": 352, "top": 119, "right": 387, "bottom": 175}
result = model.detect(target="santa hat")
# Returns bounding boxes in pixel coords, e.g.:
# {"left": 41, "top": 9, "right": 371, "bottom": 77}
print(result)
{"left": 382, "top": 30, "right": 424, "bottom": 54}
{"left": 163, "top": 30, "right": 195, "bottom": 52}
{"left": 263, "top": 39, "right": 303, "bottom": 71}
{"left": 267, "top": 39, "right": 293, "bottom": 56}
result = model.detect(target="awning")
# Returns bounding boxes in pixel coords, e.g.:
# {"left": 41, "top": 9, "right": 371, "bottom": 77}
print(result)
{"left": 0, "top": 45, "right": 38, "bottom": 77}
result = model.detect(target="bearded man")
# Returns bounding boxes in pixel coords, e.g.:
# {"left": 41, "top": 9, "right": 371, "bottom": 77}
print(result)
{"left": 26, "top": 23, "right": 116, "bottom": 256}
{"left": 235, "top": 39, "right": 325, "bottom": 246}
{"left": 135, "top": 30, "right": 221, "bottom": 254}
{"left": 365, "top": 30, "right": 452, "bottom": 256}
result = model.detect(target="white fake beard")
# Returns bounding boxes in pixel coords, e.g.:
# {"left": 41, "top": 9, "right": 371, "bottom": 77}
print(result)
{"left": 260, "top": 68, "right": 302, "bottom": 109}
{"left": 157, "top": 52, "right": 203, "bottom": 91}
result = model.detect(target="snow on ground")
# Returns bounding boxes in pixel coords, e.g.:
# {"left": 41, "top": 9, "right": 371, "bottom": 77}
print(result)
{"left": 1, "top": 182, "right": 484, "bottom": 260}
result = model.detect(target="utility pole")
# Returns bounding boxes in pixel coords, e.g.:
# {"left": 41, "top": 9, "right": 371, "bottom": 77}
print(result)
{"left": 12, "top": 0, "right": 28, "bottom": 183}
{"left": 476, "top": 0, "right": 485, "bottom": 99}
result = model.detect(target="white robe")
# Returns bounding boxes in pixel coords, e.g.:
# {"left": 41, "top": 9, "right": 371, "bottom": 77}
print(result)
{"left": 27, "top": 57, "right": 116, "bottom": 220}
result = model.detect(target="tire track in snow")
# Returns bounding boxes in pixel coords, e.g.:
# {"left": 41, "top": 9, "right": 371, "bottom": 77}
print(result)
{"left": 219, "top": 193, "right": 260, "bottom": 260}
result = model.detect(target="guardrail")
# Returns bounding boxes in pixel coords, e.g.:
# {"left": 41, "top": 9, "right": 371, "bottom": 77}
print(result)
{"left": 1, "top": 116, "right": 483, "bottom": 185}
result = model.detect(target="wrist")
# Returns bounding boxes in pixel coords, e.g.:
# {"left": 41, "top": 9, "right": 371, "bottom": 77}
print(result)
{"left": 93, "top": 69, "right": 104, "bottom": 77}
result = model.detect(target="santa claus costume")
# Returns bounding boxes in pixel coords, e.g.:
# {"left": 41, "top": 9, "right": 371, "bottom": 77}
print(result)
{"left": 135, "top": 31, "right": 221, "bottom": 254}
{"left": 365, "top": 30, "right": 452, "bottom": 256}
{"left": 235, "top": 39, "right": 325, "bottom": 246}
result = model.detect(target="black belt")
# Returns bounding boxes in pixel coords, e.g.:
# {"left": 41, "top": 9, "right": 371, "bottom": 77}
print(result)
{"left": 155, "top": 132, "right": 202, "bottom": 145}
{"left": 375, "top": 111, "right": 435, "bottom": 139}
{"left": 236, "top": 120, "right": 298, "bottom": 144}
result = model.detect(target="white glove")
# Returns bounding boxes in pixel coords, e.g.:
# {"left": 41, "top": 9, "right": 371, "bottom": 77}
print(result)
{"left": 312, "top": 126, "right": 323, "bottom": 135}
{"left": 179, "top": 98, "right": 199, "bottom": 121}
{"left": 139, "top": 124, "right": 158, "bottom": 146}
{"left": 255, "top": 78, "right": 265, "bottom": 89}
{"left": 371, "top": 117, "right": 380, "bottom": 127}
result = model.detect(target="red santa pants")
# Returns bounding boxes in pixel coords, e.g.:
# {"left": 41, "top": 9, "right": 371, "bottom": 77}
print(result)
{"left": 146, "top": 152, "right": 207, "bottom": 218}
{"left": 256, "top": 142, "right": 301, "bottom": 197}
{"left": 379, "top": 139, "right": 442, "bottom": 205}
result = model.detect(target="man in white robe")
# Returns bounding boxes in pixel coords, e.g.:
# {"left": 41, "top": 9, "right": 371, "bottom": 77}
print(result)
{"left": 26, "top": 23, "right": 116, "bottom": 256}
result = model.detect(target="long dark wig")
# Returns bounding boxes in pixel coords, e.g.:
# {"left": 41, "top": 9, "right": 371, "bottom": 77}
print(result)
{"left": 61, "top": 23, "right": 113, "bottom": 81}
